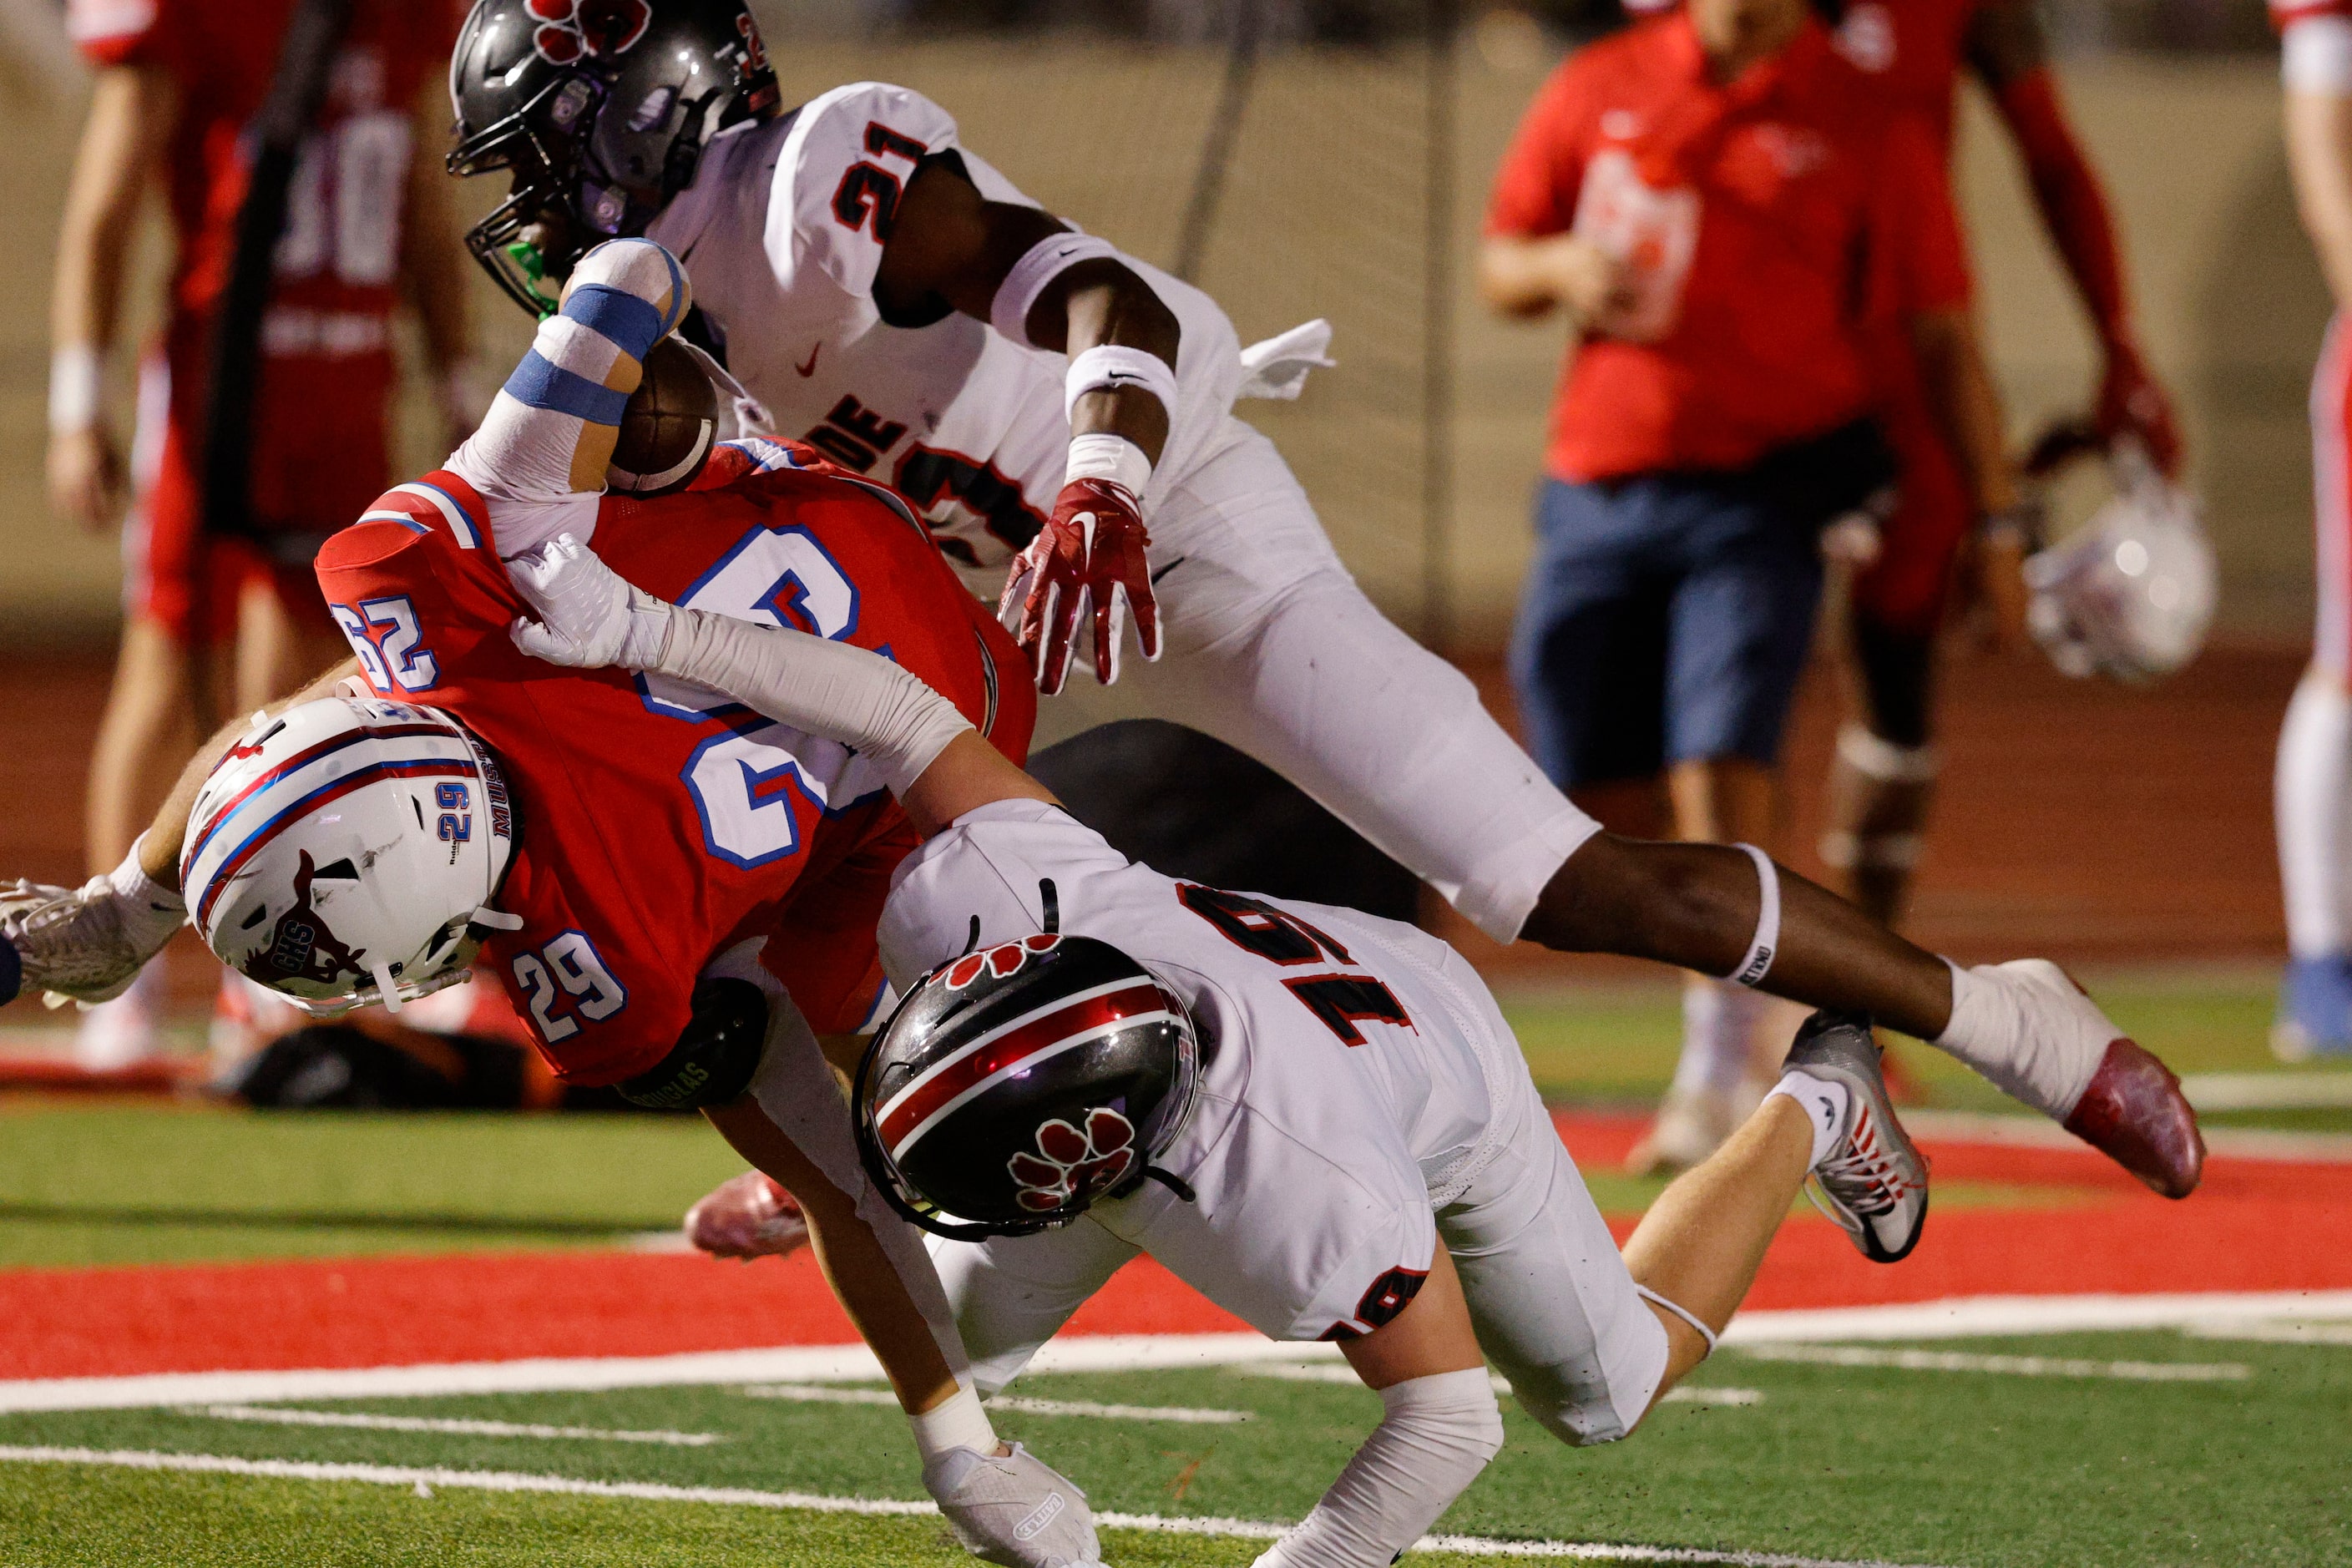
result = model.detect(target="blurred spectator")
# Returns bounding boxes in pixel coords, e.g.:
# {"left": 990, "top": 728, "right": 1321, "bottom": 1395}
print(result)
{"left": 49, "top": 0, "right": 473, "bottom": 1068}
{"left": 1479, "top": 0, "right": 2011, "bottom": 1170}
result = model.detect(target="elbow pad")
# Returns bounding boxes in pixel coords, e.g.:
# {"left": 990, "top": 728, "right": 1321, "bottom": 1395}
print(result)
{"left": 1253, "top": 1368, "right": 1504, "bottom": 1568}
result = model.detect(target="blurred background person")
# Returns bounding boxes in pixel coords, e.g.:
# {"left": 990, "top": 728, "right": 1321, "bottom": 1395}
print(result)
{"left": 1479, "top": 0, "right": 2012, "bottom": 1171}
{"left": 2276, "top": 0, "right": 2352, "bottom": 1056}
{"left": 49, "top": 0, "right": 473, "bottom": 1068}
{"left": 1799, "top": 0, "right": 2178, "bottom": 999}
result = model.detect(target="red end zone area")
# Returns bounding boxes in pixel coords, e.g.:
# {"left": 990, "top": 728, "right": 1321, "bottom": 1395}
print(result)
{"left": 7, "top": 1112, "right": 2347, "bottom": 1384}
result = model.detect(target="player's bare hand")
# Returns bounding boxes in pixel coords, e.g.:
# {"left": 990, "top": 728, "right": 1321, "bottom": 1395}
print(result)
{"left": 47, "top": 427, "right": 124, "bottom": 532}
{"left": 1550, "top": 237, "right": 1641, "bottom": 331}
{"left": 999, "top": 478, "right": 1158, "bottom": 696}
{"left": 507, "top": 534, "right": 675, "bottom": 670}
{"left": 2095, "top": 342, "right": 2182, "bottom": 479}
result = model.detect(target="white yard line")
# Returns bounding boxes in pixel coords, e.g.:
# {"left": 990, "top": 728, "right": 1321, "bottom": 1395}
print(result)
{"left": 183, "top": 1404, "right": 721, "bottom": 1445}
{"left": 5, "top": 1292, "right": 2346, "bottom": 1415}
{"left": 2180, "top": 1071, "right": 2352, "bottom": 1110}
{"left": 743, "top": 1383, "right": 1252, "bottom": 1424}
{"left": 1897, "top": 1110, "right": 2352, "bottom": 1163}
{"left": 0, "top": 1444, "right": 1958, "bottom": 1568}
{"left": 2181, "top": 1318, "right": 2352, "bottom": 1345}
{"left": 1731, "top": 1346, "right": 2248, "bottom": 1382}
{"left": 1239, "top": 1364, "right": 1762, "bottom": 1405}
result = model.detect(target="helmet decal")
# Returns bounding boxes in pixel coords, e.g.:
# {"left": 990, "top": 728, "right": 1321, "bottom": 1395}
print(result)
{"left": 945, "top": 933, "right": 1062, "bottom": 991}
{"left": 527, "top": 0, "right": 650, "bottom": 65}
{"left": 241, "top": 851, "right": 369, "bottom": 989}
{"left": 1007, "top": 1108, "right": 1136, "bottom": 1213}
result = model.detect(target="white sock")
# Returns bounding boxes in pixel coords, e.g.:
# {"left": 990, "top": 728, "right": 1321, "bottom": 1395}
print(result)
{"left": 1672, "top": 979, "right": 1763, "bottom": 1097}
{"left": 908, "top": 1383, "right": 997, "bottom": 1464}
{"left": 2277, "top": 674, "right": 2352, "bottom": 959}
{"left": 1767, "top": 1070, "right": 1849, "bottom": 1167}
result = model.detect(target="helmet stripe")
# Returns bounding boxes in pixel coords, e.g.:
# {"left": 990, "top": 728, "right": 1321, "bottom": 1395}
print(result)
{"left": 878, "top": 981, "right": 1169, "bottom": 1157}
{"left": 875, "top": 977, "right": 1146, "bottom": 1135}
{"left": 185, "top": 724, "right": 461, "bottom": 873}
{"left": 191, "top": 758, "right": 482, "bottom": 930}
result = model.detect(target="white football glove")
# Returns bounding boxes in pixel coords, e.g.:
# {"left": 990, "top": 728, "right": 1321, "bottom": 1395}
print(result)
{"left": 923, "top": 1442, "right": 1101, "bottom": 1568}
{"left": 506, "top": 534, "right": 675, "bottom": 671}
{"left": 1, "top": 838, "right": 186, "bottom": 1007}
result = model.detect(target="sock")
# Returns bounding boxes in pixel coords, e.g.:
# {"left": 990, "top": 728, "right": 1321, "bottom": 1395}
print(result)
{"left": 1767, "top": 1070, "right": 1849, "bottom": 1166}
{"left": 908, "top": 1383, "right": 997, "bottom": 1464}
{"left": 1672, "top": 979, "right": 1763, "bottom": 1097}
{"left": 2276, "top": 675, "right": 2352, "bottom": 960}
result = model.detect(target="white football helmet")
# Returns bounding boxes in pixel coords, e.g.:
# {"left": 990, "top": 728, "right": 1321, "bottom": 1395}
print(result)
{"left": 2024, "top": 444, "right": 2216, "bottom": 684}
{"left": 180, "top": 696, "right": 520, "bottom": 1015}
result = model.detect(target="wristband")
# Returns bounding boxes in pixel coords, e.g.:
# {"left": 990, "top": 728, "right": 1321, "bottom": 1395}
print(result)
{"left": 1065, "top": 344, "right": 1177, "bottom": 423}
{"left": 48, "top": 344, "right": 102, "bottom": 436}
{"left": 1726, "top": 843, "right": 1780, "bottom": 988}
{"left": 990, "top": 231, "right": 1120, "bottom": 347}
{"left": 907, "top": 1383, "right": 998, "bottom": 1463}
{"left": 1064, "top": 432, "right": 1151, "bottom": 496}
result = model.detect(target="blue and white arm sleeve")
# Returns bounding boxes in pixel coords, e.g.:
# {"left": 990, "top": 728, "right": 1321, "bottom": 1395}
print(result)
{"left": 448, "top": 238, "right": 691, "bottom": 558}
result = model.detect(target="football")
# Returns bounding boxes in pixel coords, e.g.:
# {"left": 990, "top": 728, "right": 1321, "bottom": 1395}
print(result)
{"left": 608, "top": 336, "right": 719, "bottom": 497}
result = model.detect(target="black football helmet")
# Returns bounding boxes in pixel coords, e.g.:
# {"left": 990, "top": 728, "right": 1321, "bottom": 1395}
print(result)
{"left": 855, "top": 933, "right": 1202, "bottom": 1240}
{"left": 446, "top": 0, "right": 780, "bottom": 316}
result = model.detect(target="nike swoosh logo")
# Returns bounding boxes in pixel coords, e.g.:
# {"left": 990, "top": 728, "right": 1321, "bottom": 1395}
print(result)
{"left": 795, "top": 343, "right": 822, "bottom": 377}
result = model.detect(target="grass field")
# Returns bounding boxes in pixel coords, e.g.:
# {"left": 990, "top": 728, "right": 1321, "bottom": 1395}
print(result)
{"left": 3, "top": 971, "right": 2349, "bottom": 1566}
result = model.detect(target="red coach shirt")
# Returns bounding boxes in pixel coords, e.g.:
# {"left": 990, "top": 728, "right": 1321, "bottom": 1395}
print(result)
{"left": 1486, "top": 15, "right": 1971, "bottom": 483}
{"left": 314, "top": 447, "right": 1032, "bottom": 1085}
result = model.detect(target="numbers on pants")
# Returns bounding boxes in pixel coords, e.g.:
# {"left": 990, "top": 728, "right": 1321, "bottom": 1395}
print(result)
{"left": 1176, "top": 883, "right": 1413, "bottom": 1045}
{"left": 511, "top": 932, "right": 630, "bottom": 1044}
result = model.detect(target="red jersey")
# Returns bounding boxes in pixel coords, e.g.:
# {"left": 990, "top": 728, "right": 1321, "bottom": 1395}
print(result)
{"left": 68, "top": 0, "right": 457, "bottom": 533}
{"left": 314, "top": 445, "right": 1034, "bottom": 1085}
{"left": 1485, "top": 15, "right": 1970, "bottom": 483}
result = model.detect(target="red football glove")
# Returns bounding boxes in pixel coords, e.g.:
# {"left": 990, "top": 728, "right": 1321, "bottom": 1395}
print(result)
{"left": 999, "top": 477, "right": 1161, "bottom": 695}
{"left": 2095, "top": 342, "right": 2183, "bottom": 479}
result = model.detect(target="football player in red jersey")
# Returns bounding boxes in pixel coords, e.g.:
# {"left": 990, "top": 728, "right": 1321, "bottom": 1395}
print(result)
{"left": 8, "top": 237, "right": 1094, "bottom": 1567}
{"left": 1800, "top": 0, "right": 2182, "bottom": 959}
{"left": 48, "top": 0, "right": 476, "bottom": 1066}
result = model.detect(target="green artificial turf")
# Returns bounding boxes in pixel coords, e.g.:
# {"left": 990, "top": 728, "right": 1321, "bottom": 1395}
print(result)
{"left": 0, "top": 1338, "right": 2344, "bottom": 1567}
{"left": 0, "top": 1102, "right": 747, "bottom": 1268}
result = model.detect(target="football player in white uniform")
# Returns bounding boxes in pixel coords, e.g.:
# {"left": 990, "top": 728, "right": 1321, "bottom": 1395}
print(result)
{"left": 498, "top": 529, "right": 2028, "bottom": 1565}
{"left": 443, "top": 0, "right": 2201, "bottom": 1195}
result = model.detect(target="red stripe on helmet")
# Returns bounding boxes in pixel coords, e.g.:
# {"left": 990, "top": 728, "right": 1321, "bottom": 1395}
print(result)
{"left": 186, "top": 721, "right": 459, "bottom": 871}
{"left": 192, "top": 760, "right": 481, "bottom": 930}
{"left": 878, "top": 981, "right": 1166, "bottom": 1157}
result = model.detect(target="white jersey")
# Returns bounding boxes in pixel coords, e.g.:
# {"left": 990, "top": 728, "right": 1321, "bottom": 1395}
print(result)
{"left": 880, "top": 799, "right": 1528, "bottom": 1341}
{"left": 647, "top": 83, "right": 1246, "bottom": 582}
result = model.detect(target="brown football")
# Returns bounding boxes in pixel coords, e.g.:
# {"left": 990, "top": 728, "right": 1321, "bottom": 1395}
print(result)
{"left": 608, "top": 336, "right": 719, "bottom": 497}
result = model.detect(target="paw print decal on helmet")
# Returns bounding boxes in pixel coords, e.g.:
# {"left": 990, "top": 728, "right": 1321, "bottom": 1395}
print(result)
{"left": 1007, "top": 1106, "right": 1136, "bottom": 1212}
{"left": 945, "top": 933, "right": 1061, "bottom": 991}
{"left": 528, "top": 0, "right": 652, "bottom": 64}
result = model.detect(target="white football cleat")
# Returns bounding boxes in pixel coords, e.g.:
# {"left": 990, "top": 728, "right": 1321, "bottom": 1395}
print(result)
{"left": 923, "top": 1441, "right": 1100, "bottom": 1568}
{"left": 1783, "top": 1011, "right": 1930, "bottom": 1263}
{"left": 0, "top": 872, "right": 182, "bottom": 1006}
{"left": 682, "top": 1171, "right": 809, "bottom": 1262}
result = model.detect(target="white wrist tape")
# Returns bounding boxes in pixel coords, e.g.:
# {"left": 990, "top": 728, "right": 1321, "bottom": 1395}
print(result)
{"left": 1253, "top": 1367, "right": 1503, "bottom": 1568}
{"left": 112, "top": 833, "right": 189, "bottom": 953}
{"left": 1635, "top": 1283, "right": 1718, "bottom": 1358}
{"left": 990, "top": 231, "right": 1120, "bottom": 346}
{"left": 2285, "top": 15, "right": 2352, "bottom": 93}
{"left": 49, "top": 344, "right": 103, "bottom": 436}
{"left": 907, "top": 1383, "right": 998, "bottom": 1464}
{"left": 655, "top": 609, "right": 974, "bottom": 797}
{"left": 1064, "top": 432, "right": 1151, "bottom": 496}
{"left": 1727, "top": 843, "right": 1781, "bottom": 988}
{"left": 1065, "top": 344, "right": 1178, "bottom": 422}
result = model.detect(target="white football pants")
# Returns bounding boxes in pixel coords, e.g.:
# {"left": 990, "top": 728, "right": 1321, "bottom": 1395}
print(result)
{"left": 1034, "top": 418, "right": 1597, "bottom": 944}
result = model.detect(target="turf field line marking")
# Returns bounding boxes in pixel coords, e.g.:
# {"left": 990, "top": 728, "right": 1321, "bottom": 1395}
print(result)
{"left": 1237, "top": 1364, "right": 1763, "bottom": 1405}
{"left": 1898, "top": 1110, "right": 2352, "bottom": 1163}
{"left": 743, "top": 1383, "right": 1254, "bottom": 1424}
{"left": 0, "top": 1446, "right": 1960, "bottom": 1568}
{"left": 1719, "top": 1290, "right": 2352, "bottom": 1344}
{"left": 1732, "top": 1346, "right": 2248, "bottom": 1381}
{"left": 180, "top": 1404, "right": 724, "bottom": 1445}
{"left": 2179, "top": 1070, "right": 2352, "bottom": 1110}
{"left": 2180, "top": 1318, "right": 2352, "bottom": 1345}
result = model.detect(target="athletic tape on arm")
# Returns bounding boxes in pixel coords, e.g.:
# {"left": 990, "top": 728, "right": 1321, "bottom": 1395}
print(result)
{"left": 1727, "top": 843, "right": 1781, "bottom": 988}
{"left": 450, "top": 239, "right": 690, "bottom": 553}
{"left": 989, "top": 231, "right": 1121, "bottom": 346}
{"left": 655, "top": 609, "right": 974, "bottom": 797}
